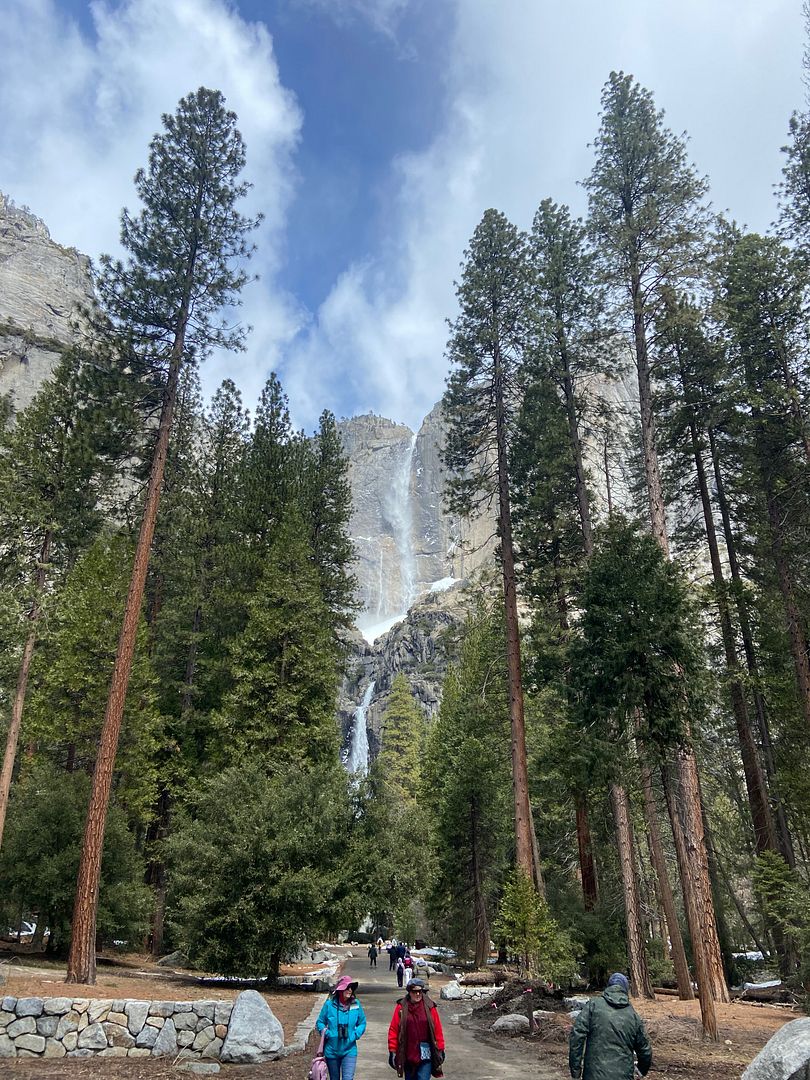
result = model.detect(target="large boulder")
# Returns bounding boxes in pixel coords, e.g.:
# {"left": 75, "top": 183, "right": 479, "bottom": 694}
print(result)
{"left": 492, "top": 1014, "right": 530, "bottom": 1034}
{"left": 742, "top": 1018, "right": 810, "bottom": 1080}
{"left": 440, "top": 982, "right": 463, "bottom": 1001}
{"left": 220, "top": 990, "right": 284, "bottom": 1064}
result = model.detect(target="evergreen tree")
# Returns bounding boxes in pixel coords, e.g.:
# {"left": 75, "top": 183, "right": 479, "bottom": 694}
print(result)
{"left": 584, "top": 72, "right": 726, "bottom": 1030}
{"left": 68, "top": 87, "right": 257, "bottom": 985}
{"left": 442, "top": 208, "right": 540, "bottom": 889}
{"left": 216, "top": 513, "right": 340, "bottom": 769}
{"left": 377, "top": 674, "right": 424, "bottom": 806}
{"left": 0, "top": 348, "right": 119, "bottom": 850}
{"left": 423, "top": 608, "right": 513, "bottom": 965}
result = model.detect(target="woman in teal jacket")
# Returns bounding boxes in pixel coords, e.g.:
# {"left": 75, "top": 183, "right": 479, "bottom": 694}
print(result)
{"left": 316, "top": 976, "right": 367, "bottom": 1080}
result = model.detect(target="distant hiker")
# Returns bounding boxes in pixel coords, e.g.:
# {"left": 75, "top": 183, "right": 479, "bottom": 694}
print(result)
{"left": 569, "top": 973, "right": 652, "bottom": 1080}
{"left": 388, "top": 943, "right": 396, "bottom": 970}
{"left": 316, "top": 976, "right": 367, "bottom": 1080}
{"left": 396, "top": 956, "right": 405, "bottom": 988}
{"left": 368, "top": 943, "right": 378, "bottom": 968}
{"left": 395, "top": 941, "right": 407, "bottom": 962}
{"left": 387, "top": 978, "right": 446, "bottom": 1080}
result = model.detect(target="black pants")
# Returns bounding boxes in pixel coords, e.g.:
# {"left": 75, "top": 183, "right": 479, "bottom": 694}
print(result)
{"left": 389, "top": 955, "right": 395, "bottom": 970}
{"left": 369, "top": 956, "right": 376, "bottom": 967}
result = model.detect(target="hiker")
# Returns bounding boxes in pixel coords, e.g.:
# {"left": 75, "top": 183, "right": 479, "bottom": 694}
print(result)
{"left": 569, "top": 973, "right": 652, "bottom": 1080}
{"left": 403, "top": 952, "right": 414, "bottom": 987}
{"left": 395, "top": 956, "right": 405, "bottom": 988}
{"left": 388, "top": 942, "right": 396, "bottom": 970}
{"left": 316, "top": 976, "right": 367, "bottom": 1080}
{"left": 368, "top": 943, "right": 378, "bottom": 968}
{"left": 387, "top": 978, "right": 446, "bottom": 1080}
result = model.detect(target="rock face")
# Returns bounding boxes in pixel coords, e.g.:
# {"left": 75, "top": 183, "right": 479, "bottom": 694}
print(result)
{"left": 0, "top": 193, "right": 93, "bottom": 415}
{"left": 338, "top": 406, "right": 495, "bottom": 639}
{"left": 742, "top": 1018, "right": 810, "bottom": 1080}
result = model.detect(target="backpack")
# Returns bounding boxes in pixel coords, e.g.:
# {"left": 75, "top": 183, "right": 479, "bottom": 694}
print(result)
{"left": 308, "top": 1030, "right": 329, "bottom": 1080}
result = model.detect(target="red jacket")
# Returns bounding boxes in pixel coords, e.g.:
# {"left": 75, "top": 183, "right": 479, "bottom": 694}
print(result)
{"left": 388, "top": 999, "right": 445, "bottom": 1053}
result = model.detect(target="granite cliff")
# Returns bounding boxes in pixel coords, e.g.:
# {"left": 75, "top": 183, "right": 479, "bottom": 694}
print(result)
{"left": 0, "top": 194, "right": 93, "bottom": 415}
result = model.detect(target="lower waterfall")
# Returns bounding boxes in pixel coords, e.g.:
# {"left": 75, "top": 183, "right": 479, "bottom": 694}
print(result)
{"left": 346, "top": 680, "right": 375, "bottom": 775}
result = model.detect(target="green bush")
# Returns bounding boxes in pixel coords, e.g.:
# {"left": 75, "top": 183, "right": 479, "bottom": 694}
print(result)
{"left": 494, "top": 869, "right": 577, "bottom": 983}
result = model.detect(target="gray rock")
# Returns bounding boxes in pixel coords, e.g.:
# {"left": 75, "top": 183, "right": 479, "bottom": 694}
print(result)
{"left": 62, "top": 1031, "right": 79, "bottom": 1051}
{"left": 193, "top": 1000, "right": 217, "bottom": 1022}
{"left": 129, "top": 1048, "right": 153, "bottom": 1057}
{"left": 202, "top": 1036, "right": 223, "bottom": 1059}
{"left": 0, "top": 1009, "right": 15, "bottom": 1028}
{"left": 177, "top": 1030, "right": 196, "bottom": 1048}
{"left": 492, "top": 1014, "right": 530, "bottom": 1034}
{"left": 125, "top": 1000, "right": 150, "bottom": 1035}
{"left": 174, "top": 1012, "right": 199, "bottom": 1032}
{"left": 44, "top": 1038, "right": 66, "bottom": 1057}
{"left": 149, "top": 1000, "right": 177, "bottom": 1017}
{"left": 108, "top": 1010, "right": 129, "bottom": 1027}
{"left": 8, "top": 1016, "right": 36, "bottom": 1037}
{"left": 88, "top": 998, "right": 113, "bottom": 1021}
{"left": 56, "top": 1010, "right": 80, "bottom": 1038}
{"left": 214, "top": 1003, "right": 232, "bottom": 1027}
{"left": 177, "top": 1063, "right": 221, "bottom": 1075}
{"left": 1, "top": 998, "right": 14, "bottom": 1013}
{"left": 16, "top": 1033, "right": 46, "bottom": 1053}
{"left": 742, "top": 1018, "right": 810, "bottom": 1080}
{"left": 43, "top": 997, "right": 73, "bottom": 1015}
{"left": 193, "top": 1025, "right": 215, "bottom": 1050}
{"left": 68, "top": 1049, "right": 95, "bottom": 1057}
{"left": 78, "top": 1021, "right": 108, "bottom": 1049}
{"left": 440, "top": 981, "right": 463, "bottom": 1000}
{"left": 36, "top": 1014, "right": 59, "bottom": 1037}
{"left": 136, "top": 1024, "right": 159, "bottom": 1049}
{"left": 156, "top": 950, "right": 189, "bottom": 967}
{"left": 107, "top": 1022, "right": 136, "bottom": 1048}
{"left": 15, "top": 997, "right": 44, "bottom": 1018}
{"left": 220, "top": 990, "right": 284, "bottom": 1063}
{"left": 0, "top": 1033, "right": 15, "bottom": 1058}
{"left": 99, "top": 1046, "right": 129, "bottom": 1056}
{"left": 153, "top": 1017, "right": 179, "bottom": 1057}
{"left": 564, "top": 996, "right": 589, "bottom": 1011}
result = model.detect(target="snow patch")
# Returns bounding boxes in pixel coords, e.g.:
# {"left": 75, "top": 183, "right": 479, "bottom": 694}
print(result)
{"left": 429, "top": 576, "right": 458, "bottom": 593}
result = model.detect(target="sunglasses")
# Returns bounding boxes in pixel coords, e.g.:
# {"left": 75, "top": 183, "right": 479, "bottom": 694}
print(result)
{"left": 409, "top": 987, "right": 424, "bottom": 993}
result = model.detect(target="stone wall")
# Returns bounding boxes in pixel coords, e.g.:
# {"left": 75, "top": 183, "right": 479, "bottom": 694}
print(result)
{"left": 0, "top": 988, "right": 285, "bottom": 1063}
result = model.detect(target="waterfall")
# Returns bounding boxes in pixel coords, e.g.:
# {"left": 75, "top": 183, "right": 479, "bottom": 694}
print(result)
{"left": 347, "top": 680, "right": 375, "bottom": 775}
{"left": 391, "top": 433, "right": 417, "bottom": 613}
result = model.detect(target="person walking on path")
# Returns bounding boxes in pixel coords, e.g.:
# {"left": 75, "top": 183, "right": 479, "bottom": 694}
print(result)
{"left": 395, "top": 956, "right": 405, "bottom": 988}
{"left": 368, "top": 943, "right": 378, "bottom": 968}
{"left": 316, "top": 975, "right": 367, "bottom": 1080}
{"left": 388, "top": 943, "right": 396, "bottom": 970}
{"left": 569, "top": 973, "right": 652, "bottom": 1080}
{"left": 387, "top": 978, "right": 446, "bottom": 1080}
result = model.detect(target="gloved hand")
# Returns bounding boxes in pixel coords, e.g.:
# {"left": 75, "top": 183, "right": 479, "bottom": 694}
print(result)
{"left": 439, "top": 1051, "right": 446, "bottom": 1064}
{"left": 389, "top": 1052, "right": 397, "bottom": 1070}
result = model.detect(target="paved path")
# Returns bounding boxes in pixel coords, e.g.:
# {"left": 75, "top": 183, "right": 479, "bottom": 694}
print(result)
{"left": 340, "top": 955, "right": 562, "bottom": 1080}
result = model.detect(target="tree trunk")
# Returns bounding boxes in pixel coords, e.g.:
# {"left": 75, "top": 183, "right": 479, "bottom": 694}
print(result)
{"left": 471, "top": 800, "right": 490, "bottom": 969}
{"left": 575, "top": 792, "right": 599, "bottom": 911}
{"left": 708, "top": 427, "right": 795, "bottom": 867}
{"left": 493, "top": 342, "right": 537, "bottom": 886}
{"left": 0, "top": 529, "right": 52, "bottom": 850}
{"left": 685, "top": 411, "right": 777, "bottom": 855}
{"left": 66, "top": 272, "right": 193, "bottom": 984}
{"left": 638, "top": 756, "right": 693, "bottom": 998}
{"left": 631, "top": 275, "right": 669, "bottom": 557}
{"left": 611, "top": 784, "right": 654, "bottom": 999}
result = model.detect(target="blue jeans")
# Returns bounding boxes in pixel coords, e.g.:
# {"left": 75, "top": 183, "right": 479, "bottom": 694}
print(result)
{"left": 326, "top": 1055, "right": 357, "bottom": 1080}
{"left": 404, "top": 1061, "right": 432, "bottom": 1080}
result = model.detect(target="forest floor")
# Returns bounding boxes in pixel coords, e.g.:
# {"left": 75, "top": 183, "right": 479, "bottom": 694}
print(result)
{"left": 470, "top": 986, "right": 804, "bottom": 1080}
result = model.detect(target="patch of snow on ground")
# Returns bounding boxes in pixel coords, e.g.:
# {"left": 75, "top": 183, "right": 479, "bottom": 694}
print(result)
{"left": 429, "top": 577, "right": 458, "bottom": 593}
{"left": 359, "top": 612, "right": 406, "bottom": 643}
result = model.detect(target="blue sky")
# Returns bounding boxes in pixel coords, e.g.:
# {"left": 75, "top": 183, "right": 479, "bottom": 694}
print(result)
{"left": 0, "top": 0, "right": 805, "bottom": 432}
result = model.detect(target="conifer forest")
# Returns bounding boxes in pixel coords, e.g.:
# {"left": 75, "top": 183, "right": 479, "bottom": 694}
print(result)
{"left": 3, "top": 52, "right": 810, "bottom": 1055}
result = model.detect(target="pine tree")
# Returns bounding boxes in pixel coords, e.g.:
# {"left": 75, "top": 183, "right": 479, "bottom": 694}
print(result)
{"left": 585, "top": 72, "right": 727, "bottom": 1031}
{"left": 216, "top": 513, "right": 340, "bottom": 769}
{"left": 376, "top": 674, "right": 424, "bottom": 806}
{"left": 423, "top": 608, "right": 513, "bottom": 966}
{"left": 442, "top": 208, "right": 540, "bottom": 889}
{"left": 67, "top": 87, "right": 257, "bottom": 985}
{"left": 0, "top": 348, "right": 119, "bottom": 850}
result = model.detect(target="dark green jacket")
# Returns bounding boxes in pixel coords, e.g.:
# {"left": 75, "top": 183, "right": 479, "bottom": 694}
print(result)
{"left": 568, "top": 987, "right": 652, "bottom": 1080}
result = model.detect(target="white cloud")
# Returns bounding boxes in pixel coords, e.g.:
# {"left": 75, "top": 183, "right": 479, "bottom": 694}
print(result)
{"left": 287, "top": 0, "right": 409, "bottom": 38}
{"left": 279, "top": 0, "right": 805, "bottom": 432}
{"left": 0, "top": 0, "right": 303, "bottom": 415}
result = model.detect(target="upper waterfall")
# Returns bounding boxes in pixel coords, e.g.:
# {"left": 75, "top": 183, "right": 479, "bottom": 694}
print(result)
{"left": 346, "top": 680, "right": 375, "bottom": 775}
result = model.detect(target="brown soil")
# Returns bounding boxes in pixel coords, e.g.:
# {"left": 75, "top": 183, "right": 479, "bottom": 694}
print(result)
{"left": 0, "top": 952, "right": 324, "bottom": 1079}
{"left": 478, "top": 992, "right": 803, "bottom": 1080}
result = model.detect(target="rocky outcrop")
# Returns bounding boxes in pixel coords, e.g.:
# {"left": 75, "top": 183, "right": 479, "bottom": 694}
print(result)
{"left": 338, "top": 406, "right": 496, "bottom": 638}
{"left": 0, "top": 193, "right": 93, "bottom": 416}
{"left": 742, "top": 1018, "right": 810, "bottom": 1080}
